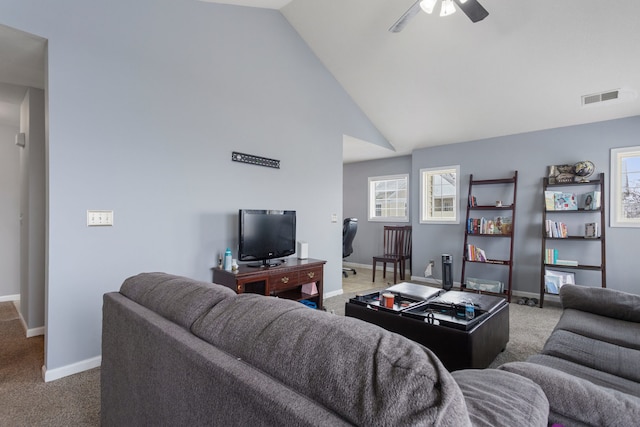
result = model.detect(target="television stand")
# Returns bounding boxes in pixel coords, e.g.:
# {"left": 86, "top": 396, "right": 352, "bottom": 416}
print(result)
{"left": 212, "top": 258, "right": 326, "bottom": 309}
{"left": 247, "top": 259, "right": 282, "bottom": 268}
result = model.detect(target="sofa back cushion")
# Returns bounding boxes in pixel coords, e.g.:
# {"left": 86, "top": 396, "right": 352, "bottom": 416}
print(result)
{"left": 192, "top": 293, "right": 471, "bottom": 426}
{"left": 560, "top": 284, "right": 640, "bottom": 323}
{"left": 120, "top": 272, "right": 235, "bottom": 329}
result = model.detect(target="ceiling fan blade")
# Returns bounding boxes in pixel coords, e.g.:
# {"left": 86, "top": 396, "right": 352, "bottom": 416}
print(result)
{"left": 389, "top": 0, "right": 423, "bottom": 33}
{"left": 453, "top": 0, "right": 489, "bottom": 23}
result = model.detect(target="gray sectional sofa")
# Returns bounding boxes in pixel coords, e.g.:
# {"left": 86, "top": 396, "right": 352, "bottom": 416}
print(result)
{"left": 500, "top": 284, "right": 640, "bottom": 427}
{"left": 101, "top": 272, "right": 548, "bottom": 426}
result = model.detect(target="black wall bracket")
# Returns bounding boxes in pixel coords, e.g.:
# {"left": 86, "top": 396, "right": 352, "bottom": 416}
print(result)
{"left": 231, "top": 151, "right": 280, "bottom": 169}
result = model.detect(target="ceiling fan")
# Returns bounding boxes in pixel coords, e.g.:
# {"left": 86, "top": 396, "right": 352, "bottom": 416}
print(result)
{"left": 389, "top": 0, "right": 489, "bottom": 33}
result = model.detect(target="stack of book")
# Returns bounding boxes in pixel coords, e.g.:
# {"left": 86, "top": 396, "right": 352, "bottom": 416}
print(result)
{"left": 466, "top": 244, "right": 487, "bottom": 262}
{"left": 545, "top": 249, "right": 578, "bottom": 266}
{"left": 545, "top": 220, "right": 568, "bottom": 238}
{"left": 545, "top": 248, "right": 558, "bottom": 264}
{"left": 467, "top": 216, "right": 513, "bottom": 235}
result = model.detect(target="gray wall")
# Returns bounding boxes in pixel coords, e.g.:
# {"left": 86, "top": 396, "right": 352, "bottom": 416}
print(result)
{"left": 0, "top": 123, "right": 20, "bottom": 300}
{"left": 343, "top": 155, "right": 412, "bottom": 266}
{"left": 19, "top": 88, "right": 45, "bottom": 331}
{"left": 345, "top": 116, "right": 640, "bottom": 296}
{"left": 0, "top": 0, "right": 387, "bottom": 379}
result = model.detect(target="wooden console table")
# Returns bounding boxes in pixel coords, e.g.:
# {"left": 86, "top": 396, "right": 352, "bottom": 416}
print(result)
{"left": 212, "top": 258, "right": 326, "bottom": 309}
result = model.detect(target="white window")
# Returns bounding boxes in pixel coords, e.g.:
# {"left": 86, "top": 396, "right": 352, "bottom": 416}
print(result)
{"left": 611, "top": 147, "right": 640, "bottom": 227}
{"left": 368, "top": 174, "right": 409, "bottom": 222}
{"left": 420, "top": 165, "right": 460, "bottom": 224}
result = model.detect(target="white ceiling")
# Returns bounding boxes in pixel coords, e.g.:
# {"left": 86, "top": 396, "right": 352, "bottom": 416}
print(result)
{"left": 3, "top": 2, "right": 640, "bottom": 165}
{"left": 209, "top": 0, "right": 640, "bottom": 163}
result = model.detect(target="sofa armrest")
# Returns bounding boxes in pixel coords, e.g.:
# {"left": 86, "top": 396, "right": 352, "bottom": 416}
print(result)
{"left": 560, "top": 284, "right": 640, "bottom": 323}
{"left": 499, "top": 361, "right": 640, "bottom": 427}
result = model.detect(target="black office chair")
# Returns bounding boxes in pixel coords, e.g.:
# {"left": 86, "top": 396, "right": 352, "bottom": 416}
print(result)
{"left": 342, "top": 218, "right": 358, "bottom": 278}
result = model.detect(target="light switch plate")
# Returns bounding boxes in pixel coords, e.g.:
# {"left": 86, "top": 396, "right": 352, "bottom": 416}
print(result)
{"left": 87, "top": 210, "right": 114, "bottom": 226}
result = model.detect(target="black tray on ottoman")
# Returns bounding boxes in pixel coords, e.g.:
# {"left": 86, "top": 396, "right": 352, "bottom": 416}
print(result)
{"left": 350, "top": 282, "right": 443, "bottom": 314}
{"left": 345, "top": 285, "right": 509, "bottom": 371}
{"left": 403, "top": 291, "right": 506, "bottom": 331}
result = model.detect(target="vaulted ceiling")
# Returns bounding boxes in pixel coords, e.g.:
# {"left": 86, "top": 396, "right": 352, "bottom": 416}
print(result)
{"left": 2, "top": 1, "right": 640, "bottom": 164}
{"left": 210, "top": 0, "right": 640, "bottom": 163}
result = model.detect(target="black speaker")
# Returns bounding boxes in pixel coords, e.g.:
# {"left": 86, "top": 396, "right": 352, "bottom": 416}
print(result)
{"left": 442, "top": 254, "right": 453, "bottom": 291}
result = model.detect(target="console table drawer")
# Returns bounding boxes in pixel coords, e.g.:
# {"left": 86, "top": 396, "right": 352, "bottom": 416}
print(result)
{"left": 212, "top": 258, "right": 326, "bottom": 309}
{"left": 299, "top": 267, "right": 322, "bottom": 283}
{"left": 270, "top": 271, "right": 300, "bottom": 291}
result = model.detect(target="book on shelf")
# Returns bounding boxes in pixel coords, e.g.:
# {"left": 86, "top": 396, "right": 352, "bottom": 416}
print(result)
{"left": 544, "top": 275, "right": 561, "bottom": 294}
{"left": 466, "top": 244, "right": 487, "bottom": 262}
{"left": 466, "top": 277, "right": 503, "bottom": 293}
{"left": 585, "top": 222, "right": 598, "bottom": 238}
{"left": 467, "top": 216, "right": 513, "bottom": 235}
{"left": 579, "top": 191, "right": 601, "bottom": 210}
{"left": 545, "top": 248, "right": 558, "bottom": 264}
{"left": 545, "top": 248, "right": 578, "bottom": 266}
{"left": 553, "top": 192, "right": 578, "bottom": 211}
{"left": 544, "top": 191, "right": 557, "bottom": 210}
{"left": 545, "top": 220, "right": 568, "bottom": 238}
{"left": 545, "top": 269, "right": 576, "bottom": 287}
{"left": 468, "top": 195, "right": 477, "bottom": 207}
{"left": 555, "top": 259, "right": 579, "bottom": 266}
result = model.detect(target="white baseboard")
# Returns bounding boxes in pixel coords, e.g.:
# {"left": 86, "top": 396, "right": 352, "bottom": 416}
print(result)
{"left": 12, "top": 303, "right": 45, "bottom": 337}
{"left": 342, "top": 261, "right": 373, "bottom": 270}
{"left": 324, "top": 288, "right": 343, "bottom": 299}
{"left": 26, "top": 326, "right": 45, "bottom": 337}
{"left": 42, "top": 355, "right": 102, "bottom": 382}
{"left": 0, "top": 294, "right": 20, "bottom": 303}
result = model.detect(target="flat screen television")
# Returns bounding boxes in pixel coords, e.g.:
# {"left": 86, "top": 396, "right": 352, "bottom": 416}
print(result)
{"left": 238, "top": 209, "right": 296, "bottom": 267}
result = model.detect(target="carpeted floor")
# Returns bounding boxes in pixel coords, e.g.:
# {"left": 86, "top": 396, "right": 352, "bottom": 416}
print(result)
{"left": 0, "top": 302, "right": 100, "bottom": 426}
{"left": 1, "top": 274, "right": 562, "bottom": 424}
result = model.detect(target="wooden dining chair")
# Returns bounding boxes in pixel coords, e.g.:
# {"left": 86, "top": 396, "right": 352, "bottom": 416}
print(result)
{"left": 372, "top": 226, "right": 410, "bottom": 284}
{"left": 399, "top": 225, "right": 412, "bottom": 280}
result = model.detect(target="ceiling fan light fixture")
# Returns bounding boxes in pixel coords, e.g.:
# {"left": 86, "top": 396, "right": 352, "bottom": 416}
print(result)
{"left": 420, "top": 0, "right": 437, "bottom": 14}
{"left": 440, "top": 0, "right": 456, "bottom": 17}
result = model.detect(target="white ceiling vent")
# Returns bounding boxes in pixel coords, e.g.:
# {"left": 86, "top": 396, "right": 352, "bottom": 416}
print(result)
{"left": 582, "top": 90, "right": 619, "bottom": 106}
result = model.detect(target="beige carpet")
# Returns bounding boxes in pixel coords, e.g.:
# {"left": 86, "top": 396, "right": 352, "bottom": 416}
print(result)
{"left": 0, "top": 302, "right": 100, "bottom": 426}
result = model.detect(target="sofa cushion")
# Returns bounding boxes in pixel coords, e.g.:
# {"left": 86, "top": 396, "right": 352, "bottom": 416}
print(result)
{"left": 120, "top": 272, "right": 235, "bottom": 329}
{"left": 555, "top": 308, "right": 640, "bottom": 351}
{"left": 500, "top": 361, "right": 640, "bottom": 427}
{"left": 527, "top": 354, "right": 640, "bottom": 398}
{"left": 192, "top": 293, "right": 472, "bottom": 427}
{"left": 451, "top": 369, "right": 548, "bottom": 427}
{"left": 560, "top": 284, "right": 640, "bottom": 323}
{"left": 541, "top": 329, "right": 640, "bottom": 382}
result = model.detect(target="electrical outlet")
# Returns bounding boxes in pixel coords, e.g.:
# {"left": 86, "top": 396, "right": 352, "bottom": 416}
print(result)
{"left": 87, "top": 210, "right": 114, "bottom": 226}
